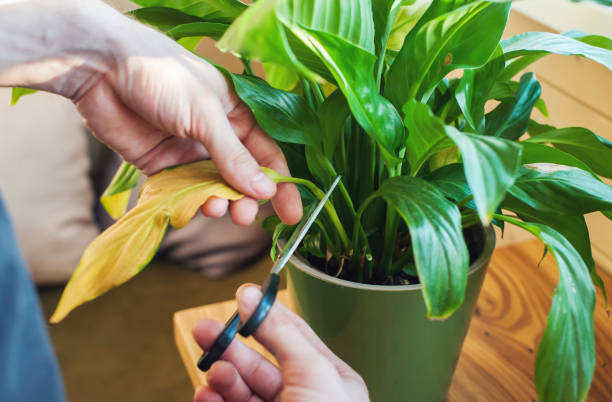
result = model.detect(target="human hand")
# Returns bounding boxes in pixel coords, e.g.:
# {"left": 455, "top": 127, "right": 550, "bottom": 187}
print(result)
{"left": 0, "top": 0, "right": 301, "bottom": 226}
{"left": 76, "top": 5, "right": 301, "bottom": 226}
{"left": 192, "top": 285, "right": 369, "bottom": 402}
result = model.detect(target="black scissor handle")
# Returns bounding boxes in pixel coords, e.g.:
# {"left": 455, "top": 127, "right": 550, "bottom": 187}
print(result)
{"left": 197, "top": 311, "right": 240, "bottom": 371}
{"left": 238, "top": 273, "right": 280, "bottom": 336}
{"left": 197, "top": 273, "right": 281, "bottom": 372}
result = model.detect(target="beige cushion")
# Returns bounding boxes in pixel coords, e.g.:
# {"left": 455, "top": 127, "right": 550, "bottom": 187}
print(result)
{"left": 0, "top": 89, "right": 98, "bottom": 284}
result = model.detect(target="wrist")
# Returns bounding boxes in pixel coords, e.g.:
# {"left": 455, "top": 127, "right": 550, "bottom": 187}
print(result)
{"left": 0, "top": 0, "right": 133, "bottom": 99}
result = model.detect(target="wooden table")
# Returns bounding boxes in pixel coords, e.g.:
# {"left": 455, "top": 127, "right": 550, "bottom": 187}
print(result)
{"left": 174, "top": 241, "right": 612, "bottom": 401}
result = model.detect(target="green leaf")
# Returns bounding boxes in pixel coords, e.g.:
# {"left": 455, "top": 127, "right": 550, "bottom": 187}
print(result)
{"left": 364, "top": 176, "right": 469, "bottom": 319}
{"left": 386, "top": 1, "right": 510, "bottom": 106}
{"left": 404, "top": 101, "right": 522, "bottom": 223}
{"left": 502, "top": 31, "right": 612, "bottom": 72}
{"left": 177, "top": 36, "right": 203, "bottom": 51}
{"left": 508, "top": 165, "right": 612, "bottom": 215}
{"left": 317, "top": 90, "right": 350, "bottom": 160}
{"left": 128, "top": 7, "right": 203, "bottom": 31}
{"left": 10, "top": 87, "right": 37, "bottom": 106}
{"left": 131, "top": 0, "right": 246, "bottom": 21}
{"left": 386, "top": 0, "right": 433, "bottom": 51}
{"left": 494, "top": 215, "right": 595, "bottom": 402}
{"left": 525, "top": 127, "right": 612, "bottom": 179}
{"left": 520, "top": 142, "right": 595, "bottom": 175}
{"left": 217, "top": 0, "right": 321, "bottom": 82}
{"left": 263, "top": 63, "right": 298, "bottom": 90}
{"left": 276, "top": 0, "right": 404, "bottom": 163}
{"left": 100, "top": 162, "right": 142, "bottom": 220}
{"left": 488, "top": 80, "right": 548, "bottom": 118}
{"left": 426, "top": 163, "right": 474, "bottom": 206}
{"left": 372, "top": 0, "right": 403, "bottom": 55}
{"left": 403, "top": 100, "right": 454, "bottom": 175}
{"left": 455, "top": 46, "right": 505, "bottom": 132}
{"left": 228, "top": 74, "right": 320, "bottom": 146}
{"left": 502, "top": 197, "right": 608, "bottom": 307}
{"left": 218, "top": 0, "right": 405, "bottom": 160}
{"left": 166, "top": 22, "right": 228, "bottom": 40}
{"left": 484, "top": 72, "right": 541, "bottom": 139}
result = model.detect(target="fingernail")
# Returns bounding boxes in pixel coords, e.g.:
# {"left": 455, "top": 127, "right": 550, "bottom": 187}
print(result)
{"left": 251, "top": 171, "right": 276, "bottom": 198}
{"left": 238, "top": 286, "right": 262, "bottom": 312}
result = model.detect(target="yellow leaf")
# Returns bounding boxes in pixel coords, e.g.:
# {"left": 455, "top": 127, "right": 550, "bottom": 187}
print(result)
{"left": 50, "top": 161, "right": 244, "bottom": 323}
{"left": 100, "top": 190, "right": 132, "bottom": 220}
{"left": 100, "top": 162, "right": 142, "bottom": 219}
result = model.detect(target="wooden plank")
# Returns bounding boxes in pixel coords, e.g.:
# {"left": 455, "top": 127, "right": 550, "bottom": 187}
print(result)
{"left": 174, "top": 241, "right": 611, "bottom": 400}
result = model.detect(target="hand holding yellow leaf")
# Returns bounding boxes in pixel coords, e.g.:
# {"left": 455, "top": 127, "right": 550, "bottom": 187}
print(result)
{"left": 50, "top": 161, "right": 244, "bottom": 323}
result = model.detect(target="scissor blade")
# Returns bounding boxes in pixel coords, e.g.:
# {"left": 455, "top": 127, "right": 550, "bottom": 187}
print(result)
{"left": 270, "top": 176, "right": 341, "bottom": 275}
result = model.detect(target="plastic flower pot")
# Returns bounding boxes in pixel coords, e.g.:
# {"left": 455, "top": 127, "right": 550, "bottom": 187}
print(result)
{"left": 286, "top": 225, "right": 495, "bottom": 402}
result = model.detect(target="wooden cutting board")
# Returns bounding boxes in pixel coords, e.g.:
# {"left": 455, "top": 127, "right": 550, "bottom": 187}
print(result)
{"left": 174, "top": 240, "right": 612, "bottom": 401}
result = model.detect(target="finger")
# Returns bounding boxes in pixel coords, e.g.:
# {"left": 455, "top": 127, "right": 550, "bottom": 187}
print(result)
{"left": 235, "top": 286, "right": 326, "bottom": 367}
{"left": 201, "top": 197, "right": 229, "bottom": 218}
{"left": 194, "top": 386, "right": 223, "bottom": 402}
{"left": 192, "top": 98, "right": 277, "bottom": 201}
{"left": 236, "top": 120, "right": 302, "bottom": 225}
{"left": 236, "top": 285, "right": 358, "bottom": 380}
{"left": 229, "top": 197, "right": 259, "bottom": 226}
{"left": 192, "top": 319, "right": 282, "bottom": 400}
{"left": 208, "top": 361, "right": 259, "bottom": 402}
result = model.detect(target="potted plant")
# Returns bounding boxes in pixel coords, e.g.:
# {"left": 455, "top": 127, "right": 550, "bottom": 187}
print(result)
{"left": 40, "top": 0, "right": 612, "bottom": 401}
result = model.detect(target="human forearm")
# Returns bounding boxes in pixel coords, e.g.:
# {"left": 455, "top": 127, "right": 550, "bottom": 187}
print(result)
{"left": 0, "top": 0, "right": 130, "bottom": 99}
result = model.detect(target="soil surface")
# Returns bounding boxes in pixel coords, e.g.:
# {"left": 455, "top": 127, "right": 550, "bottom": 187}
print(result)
{"left": 306, "top": 224, "right": 486, "bottom": 286}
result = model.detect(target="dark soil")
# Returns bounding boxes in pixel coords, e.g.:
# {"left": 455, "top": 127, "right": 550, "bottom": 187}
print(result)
{"left": 306, "top": 224, "right": 486, "bottom": 286}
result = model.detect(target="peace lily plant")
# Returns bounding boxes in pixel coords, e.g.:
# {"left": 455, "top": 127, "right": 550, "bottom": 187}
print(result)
{"left": 11, "top": 0, "right": 610, "bottom": 400}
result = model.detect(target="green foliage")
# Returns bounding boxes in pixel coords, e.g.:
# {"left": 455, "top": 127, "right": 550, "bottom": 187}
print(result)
{"left": 10, "top": 87, "right": 37, "bottom": 105}
{"left": 122, "top": 1, "right": 612, "bottom": 400}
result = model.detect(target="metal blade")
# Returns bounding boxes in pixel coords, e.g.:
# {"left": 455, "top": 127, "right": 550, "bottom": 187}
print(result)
{"left": 270, "top": 176, "right": 341, "bottom": 275}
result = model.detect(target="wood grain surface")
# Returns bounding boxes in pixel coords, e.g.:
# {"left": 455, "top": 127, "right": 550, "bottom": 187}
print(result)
{"left": 174, "top": 240, "right": 612, "bottom": 401}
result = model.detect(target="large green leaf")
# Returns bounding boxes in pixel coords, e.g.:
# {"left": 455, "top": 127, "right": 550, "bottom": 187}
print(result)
{"left": 165, "top": 22, "right": 228, "bottom": 40}
{"left": 495, "top": 216, "right": 595, "bottom": 402}
{"left": 403, "top": 100, "right": 454, "bottom": 175}
{"left": 363, "top": 176, "right": 469, "bottom": 318}
{"left": 519, "top": 142, "right": 595, "bottom": 175}
{"left": 228, "top": 74, "right": 320, "bottom": 146}
{"left": 502, "top": 31, "right": 612, "bottom": 72}
{"left": 386, "top": 0, "right": 433, "bottom": 51}
{"left": 217, "top": 0, "right": 319, "bottom": 80}
{"left": 132, "top": 0, "right": 246, "bottom": 21}
{"left": 502, "top": 197, "right": 607, "bottom": 307}
{"left": 484, "top": 72, "right": 541, "bottom": 139}
{"left": 219, "top": 0, "right": 404, "bottom": 159}
{"left": 508, "top": 165, "right": 612, "bottom": 215}
{"left": 404, "top": 101, "right": 522, "bottom": 223}
{"left": 274, "top": 0, "right": 404, "bottom": 163}
{"left": 525, "top": 127, "right": 612, "bottom": 179}
{"left": 386, "top": 1, "right": 510, "bottom": 106}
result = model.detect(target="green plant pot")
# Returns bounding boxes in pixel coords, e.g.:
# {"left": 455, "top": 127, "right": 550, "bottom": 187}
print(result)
{"left": 286, "top": 225, "right": 495, "bottom": 402}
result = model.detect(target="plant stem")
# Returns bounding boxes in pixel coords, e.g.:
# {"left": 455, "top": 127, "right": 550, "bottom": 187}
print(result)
{"left": 311, "top": 81, "right": 325, "bottom": 105}
{"left": 456, "top": 195, "right": 474, "bottom": 209}
{"left": 240, "top": 58, "right": 254, "bottom": 75}
{"left": 263, "top": 171, "right": 351, "bottom": 249}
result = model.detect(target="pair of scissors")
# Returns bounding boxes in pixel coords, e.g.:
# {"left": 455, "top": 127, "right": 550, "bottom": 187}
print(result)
{"left": 197, "top": 176, "right": 342, "bottom": 372}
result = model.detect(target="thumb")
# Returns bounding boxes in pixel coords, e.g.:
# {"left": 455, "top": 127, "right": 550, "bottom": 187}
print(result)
{"left": 194, "top": 100, "right": 277, "bottom": 200}
{"left": 236, "top": 285, "right": 323, "bottom": 366}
